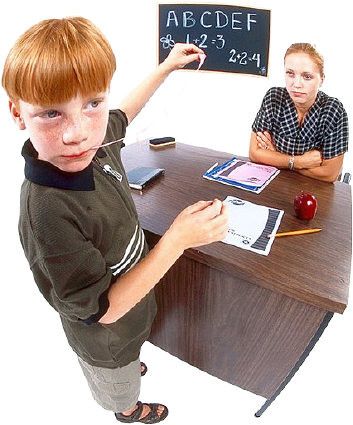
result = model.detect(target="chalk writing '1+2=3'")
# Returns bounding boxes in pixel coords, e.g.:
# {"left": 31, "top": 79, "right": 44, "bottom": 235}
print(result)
{"left": 185, "top": 33, "right": 225, "bottom": 49}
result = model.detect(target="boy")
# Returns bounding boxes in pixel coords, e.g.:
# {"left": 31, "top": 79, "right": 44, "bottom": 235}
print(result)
{"left": 2, "top": 17, "right": 228, "bottom": 423}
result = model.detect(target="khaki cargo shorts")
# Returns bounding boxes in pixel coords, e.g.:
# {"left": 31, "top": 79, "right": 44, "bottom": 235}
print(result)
{"left": 78, "top": 356, "right": 141, "bottom": 413}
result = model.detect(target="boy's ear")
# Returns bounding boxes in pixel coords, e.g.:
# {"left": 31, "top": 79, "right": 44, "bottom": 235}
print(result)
{"left": 9, "top": 100, "right": 26, "bottom": 130}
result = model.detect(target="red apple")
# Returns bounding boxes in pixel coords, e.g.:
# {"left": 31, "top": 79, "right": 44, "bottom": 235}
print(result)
{"left": 294, "top": 192, "right": 318, "bottom": 220}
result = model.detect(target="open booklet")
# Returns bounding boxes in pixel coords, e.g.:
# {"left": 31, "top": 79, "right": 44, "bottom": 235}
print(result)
{"left": 203, "top": 157, "right": 280, "bottom": 194}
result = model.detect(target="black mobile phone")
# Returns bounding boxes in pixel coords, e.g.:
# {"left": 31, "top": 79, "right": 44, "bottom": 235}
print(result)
{"left": 149, "top": 137, "right": 176, "bottom": 149}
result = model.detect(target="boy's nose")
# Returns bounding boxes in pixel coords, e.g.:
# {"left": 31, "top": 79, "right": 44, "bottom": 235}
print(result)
{"left": 62, "top": 120, "right": 87, "bottom": 145}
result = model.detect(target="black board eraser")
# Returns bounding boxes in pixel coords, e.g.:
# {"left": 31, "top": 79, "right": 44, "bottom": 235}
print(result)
{"left": 149, "top": 137, "right": 176, "bottom": 148}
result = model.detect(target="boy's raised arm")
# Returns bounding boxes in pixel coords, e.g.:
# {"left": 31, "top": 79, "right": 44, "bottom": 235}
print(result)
{"left": 119, "top": 43, "right": 204, "bottom": 123}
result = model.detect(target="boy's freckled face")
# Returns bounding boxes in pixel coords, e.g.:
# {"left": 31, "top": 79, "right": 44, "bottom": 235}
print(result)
{"left": 18, "top": 92, "right": 110, "bottom": 173}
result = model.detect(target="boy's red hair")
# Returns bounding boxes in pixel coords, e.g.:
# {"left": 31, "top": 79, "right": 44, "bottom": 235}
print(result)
{"left": 2, "top": 17, "right": 116, "bottom": 105}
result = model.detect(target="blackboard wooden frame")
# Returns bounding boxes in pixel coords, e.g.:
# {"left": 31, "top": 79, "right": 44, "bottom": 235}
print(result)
{"left": 158, "top": 3, "right": 271, "bottom": 76}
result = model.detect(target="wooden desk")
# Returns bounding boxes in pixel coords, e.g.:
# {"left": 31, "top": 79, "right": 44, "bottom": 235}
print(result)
{"left": 121, "top": 141, "right": 351, "bottom": 415}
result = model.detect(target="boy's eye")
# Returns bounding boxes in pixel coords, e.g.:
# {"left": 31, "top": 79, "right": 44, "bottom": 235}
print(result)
{"left": 90, "top": 100, "right": 100, "bottom": 108}
{"left": 41, "top": 110, "right": 60, "bottom": 119}
{"left": 87, "top": 99, "right": 104, "bottom": 110}
{"left": 286, "top": 70, "right": 294, "bottom": 76}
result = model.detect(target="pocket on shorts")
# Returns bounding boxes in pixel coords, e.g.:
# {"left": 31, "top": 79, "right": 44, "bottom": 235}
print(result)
{"left": 96, "top": 369, "right": 131, "bottom": 395}
{"left": 96, "top": 379, "right": 130, "bottom": 396}
{"left": 82, "top": 360, "right": 132, "bottom": 396}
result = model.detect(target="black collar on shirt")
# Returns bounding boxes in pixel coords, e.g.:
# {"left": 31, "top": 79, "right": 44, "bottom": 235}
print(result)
{"left": 21, "top": 139, "right": 108, "bottom": 191}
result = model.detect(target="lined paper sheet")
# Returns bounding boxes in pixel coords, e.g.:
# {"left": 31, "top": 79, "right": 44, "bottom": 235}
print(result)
{"left": 222, "top": 196, "right": 284, "bottom": 256}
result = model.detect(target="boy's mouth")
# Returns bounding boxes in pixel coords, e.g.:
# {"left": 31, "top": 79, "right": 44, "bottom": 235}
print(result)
{"left": 62, "top": 150, "right": 90, "bottom": 159}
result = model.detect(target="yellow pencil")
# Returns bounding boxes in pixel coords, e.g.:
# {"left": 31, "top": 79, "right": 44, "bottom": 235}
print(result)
{"left": 268, "top": 228, "right": 322, "bottom": 238}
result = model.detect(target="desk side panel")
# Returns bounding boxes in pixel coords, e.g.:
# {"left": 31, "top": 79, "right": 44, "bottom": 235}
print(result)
{"left": 149, "top": 255, "right": 326, "bottom": 398}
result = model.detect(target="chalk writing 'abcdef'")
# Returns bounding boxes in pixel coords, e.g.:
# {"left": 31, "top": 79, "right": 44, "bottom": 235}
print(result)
{"left": 166, "top": 10, "right": 258, "bottom": 31}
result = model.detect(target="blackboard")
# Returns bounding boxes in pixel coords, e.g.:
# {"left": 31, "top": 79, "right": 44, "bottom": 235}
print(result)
{"left": 159, "top": 4, "right": 271, "bottom": 76}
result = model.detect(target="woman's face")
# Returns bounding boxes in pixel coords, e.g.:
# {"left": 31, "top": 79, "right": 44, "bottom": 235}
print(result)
{"left": 284, "top": 52, "right": 323, "bottom": 110}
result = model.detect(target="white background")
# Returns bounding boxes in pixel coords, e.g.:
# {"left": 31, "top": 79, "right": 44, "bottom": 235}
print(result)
{"left": 0, "top": 1, "right": 352, "bottom": 424}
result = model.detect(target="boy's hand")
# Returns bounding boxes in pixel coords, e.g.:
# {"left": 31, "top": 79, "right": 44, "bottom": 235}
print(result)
{"left": 119, "top": 43, "right": 204, "bottom": 124}
{"left": 162, "top": 43, "right": 205, "bottom": 72}
{"left": 166, "top": 199, "right": 229, "bottom": 253}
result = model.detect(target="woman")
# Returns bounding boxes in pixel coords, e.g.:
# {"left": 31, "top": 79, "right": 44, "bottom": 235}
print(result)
{"left": 249, "top": 43, "right": 348, "bottom": 182}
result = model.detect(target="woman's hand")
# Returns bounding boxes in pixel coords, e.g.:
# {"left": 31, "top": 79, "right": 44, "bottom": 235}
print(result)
{"left": 256, "top": 131, "right": 276, "bottom": 151}
{"left": 295, "top": 150, "right": 323, "bottom": 169}
{"left": 162, "top": 43, "right": 205, "bottom": 72}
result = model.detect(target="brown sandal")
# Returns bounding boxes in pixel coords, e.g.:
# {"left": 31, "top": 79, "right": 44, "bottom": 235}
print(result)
{"left": 115, "top": 401, "right": 169, "bottom": 423}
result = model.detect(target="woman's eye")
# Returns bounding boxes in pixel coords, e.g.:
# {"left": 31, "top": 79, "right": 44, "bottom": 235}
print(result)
{"left": 303, "top": 74, "right": 313, "bottom": 80}
{"left": 286, "top": 71, "right": 294, "bottom": 77}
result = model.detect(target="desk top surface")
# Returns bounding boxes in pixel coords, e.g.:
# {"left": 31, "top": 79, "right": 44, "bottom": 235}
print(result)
{"left": 121, "top": 141, "right": 352, "bottom": 313}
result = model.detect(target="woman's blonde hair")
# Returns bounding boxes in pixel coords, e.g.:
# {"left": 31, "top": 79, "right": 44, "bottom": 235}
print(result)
{"left": 284, "top": 43, "right": 324, "bottom": 78}
{"left": 2, "top": 17, "right": 116, "bottom": 105}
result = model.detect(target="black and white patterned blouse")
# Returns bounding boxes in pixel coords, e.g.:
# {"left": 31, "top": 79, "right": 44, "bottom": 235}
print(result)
{"left": 252, "top": 87, "right": 349, "bottom": 159}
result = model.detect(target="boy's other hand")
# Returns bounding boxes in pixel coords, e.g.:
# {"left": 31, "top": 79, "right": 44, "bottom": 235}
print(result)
{"left": 162, "top": 43, "right": 205, "bottom": 71}
{"left": 166, "top": 199, "right": 229, "bottom": 253}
